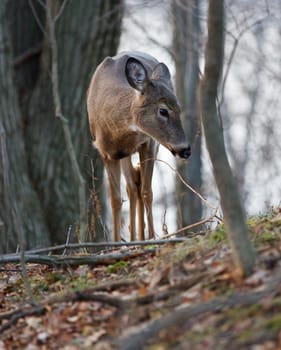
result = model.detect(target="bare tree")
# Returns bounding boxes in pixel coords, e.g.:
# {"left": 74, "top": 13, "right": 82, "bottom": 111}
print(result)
{"left": 199, "top": 0, "right": 255, "bottom": 276}
{"left": 173, "top": 0, "right": 202, "bottom": 230}
{"left": 0, "top": 0, "right": 50, "bottom": 252}
{"left": 0, "top": 0, "right": 124, "bottom": 252}
{"left": 220, "top": 1, "right": 281, "bottom": 213}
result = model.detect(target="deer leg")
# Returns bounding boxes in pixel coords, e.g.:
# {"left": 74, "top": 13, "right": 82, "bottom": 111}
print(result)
{"left": 135, "top": 165, "right": 145, "bottom": 241}
{"left": 121, "top": 157, "right": 144, "bottom": 241}
{"left": 139, "top": 141, "right": 159, "bottom": 239}
{"left": 104, "top": 159, "right": 121, "bottom": 241}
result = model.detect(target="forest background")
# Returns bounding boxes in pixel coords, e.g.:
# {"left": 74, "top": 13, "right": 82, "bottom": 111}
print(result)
{"left": 0, "top": 0, "right": 280, "bottom": 253}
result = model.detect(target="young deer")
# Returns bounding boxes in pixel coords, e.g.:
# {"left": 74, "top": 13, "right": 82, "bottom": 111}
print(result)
{"left": 87, "top": 51, "right": 190, "bottom": 241}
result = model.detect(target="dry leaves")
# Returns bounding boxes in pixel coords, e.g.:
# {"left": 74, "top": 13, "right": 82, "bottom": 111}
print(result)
{"left": 1, "top": 211, "right": 281, "bottom": 349}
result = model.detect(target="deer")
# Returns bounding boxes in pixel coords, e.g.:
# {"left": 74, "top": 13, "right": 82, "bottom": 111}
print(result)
{"left": 87, "top": 51, "right": 190, "bottom": 242}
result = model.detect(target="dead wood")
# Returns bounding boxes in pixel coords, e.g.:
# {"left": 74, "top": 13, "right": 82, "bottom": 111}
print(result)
{"left": 0, "top": 306, "right": 46, "bottom": 335}
{"left": 116, "top": 271, "right": 281, "bottom": 350}
{"left": 0, "top": 248, "right": 156, "bottom": 267}
{"left": 24, "top": 238, "right": 189, "bottom": 255}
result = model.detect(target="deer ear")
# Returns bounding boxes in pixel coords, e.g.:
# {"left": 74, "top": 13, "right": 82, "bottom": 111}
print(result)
{"left": 125, "top": 58, "right": 148, "bottom": 92}
{"left": 151, "top": 63, "right": 171, "bottom": 82}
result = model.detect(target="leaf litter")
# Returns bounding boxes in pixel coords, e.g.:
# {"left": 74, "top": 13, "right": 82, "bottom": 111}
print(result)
{"left": 1, "top": 209, "right": 281, "bottom": 349}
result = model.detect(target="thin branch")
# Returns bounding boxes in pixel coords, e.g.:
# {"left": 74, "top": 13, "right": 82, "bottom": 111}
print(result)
{"left": 13, "top": 44, "right": 42, "bottom": 68}
{"left": 63, "top": 225, "right": 72, "bottom": 255}
{"left": 128, "top": 16, "right": 174, "bottom": 59}
{"left": 35, "top": 0, "right": 46, "bottom": 9}
{"left": 54, "top": 0, "right": 69, "bottom": 22}
{"left": 152, "top": 158, "right": 217, "bottom": 211}
{"left": 0, "top": 306, "right": 46, "bottom": 335}
{"left": 220, "top": 17, "right": 267, "bottom": 106}
{"left": 28, "top": 0, "right": 46, "bottom": 35}
{"left": 2, "top": 238, "right": 188, "bottom": 256}
{"left": 163, "top": 209, "right": 220, "bottom": 239}
{"left": 0, "top": 248, "right": 157, "bottom": 267}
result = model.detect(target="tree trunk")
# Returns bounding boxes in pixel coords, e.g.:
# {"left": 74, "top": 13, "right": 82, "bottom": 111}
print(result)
{"left": 199, "top": 0, "right": 255, "bottom": 276}
{"left": 0, "top": 0, "right": 50, "bottom": 253}
{"left": 26, "top": 0, "right": 123, "bottom": 244}
{"left": 173, "top": 0, "right": 202, "bottom": 230}
{"left": 0, "top": 0, "right": 123, "bottom": 251}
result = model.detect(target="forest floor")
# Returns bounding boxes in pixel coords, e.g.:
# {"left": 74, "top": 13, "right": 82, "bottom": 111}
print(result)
{"left": 1, "top": 208, "right": 281, "bottom": 350}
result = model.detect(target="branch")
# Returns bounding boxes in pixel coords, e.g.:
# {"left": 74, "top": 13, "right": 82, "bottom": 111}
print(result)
{"left": 13, "top": 44, "right": 42, "bottom": 68}
{"left": 28, "top": 0, "right": 46, "bottom": 34}
{"left": 0, "top": 306, "right": 46, "bottom": 335}
{"left": 23, "top": 238, "right": 188, "bottom": 255}
{"left": 163, "top": 209, "right": 220, "bottom": 239}
{"left": 0, "top": 248, "right": 157, "bottom": 267}
{"left": 152, "top": 158, "right": 218, "bottom": 211}
{"left": 220, "top": 17, "right": 268, "bottom": 106}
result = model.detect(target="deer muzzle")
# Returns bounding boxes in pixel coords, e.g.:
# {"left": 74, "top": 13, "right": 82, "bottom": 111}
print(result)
{"left": 169, "top": 144, "right": 191, "bottom": 159}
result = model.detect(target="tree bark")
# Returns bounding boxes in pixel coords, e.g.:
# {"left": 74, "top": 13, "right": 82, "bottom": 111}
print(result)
{"left": 199, "top": 0, "right": 255, "bottom": 276}
{"left": 173, "top": 0, "right": 202, "bottom": 230}
{"left": 0, "top": 0, "right": 50, "bottom": 253}
{"left": 0, "top": 0, "right": 123, "bottom": 251}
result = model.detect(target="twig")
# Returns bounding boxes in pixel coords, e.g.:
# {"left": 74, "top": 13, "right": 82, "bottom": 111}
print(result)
{"left": 128, "top": 16, "right": 173, "bottom": 59}
{"left": 19, "top": 238, "right": 189, "bottom": 255}
{"left": 28, "top": 0, "right": 46, "bottom": 35}
{"left": 0, "top": 306, "right": 46, "bottom": 335}
{"left": 142, "top": 157, "right": 221, "bottom": 236}
{"left": 54, "top": 0, "right": 69, "bottom": 22}
{"left": 220, "top": 17, "right": 267, "bottom": 106}
{"left": 163, "top": 209, "right": 220, "bottom": 239}
{"left": 49, "top": 290, "right": 127, "bottom": 309}
{"left": 0, "top": 248, "right": 157, "bottom": 267}
{"left": 153, "top": 158, "right": 217, "bottom": 211}
{"left": 63, "top": 225, "right": 72, "bottom": 255}
{"left": 13, "top": 44, "right": 42, "bottom": 68}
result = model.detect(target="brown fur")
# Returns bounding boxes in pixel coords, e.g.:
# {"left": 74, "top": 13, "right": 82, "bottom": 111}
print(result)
{"left": 87, "top": 51, "right": 190, "bottom": 241}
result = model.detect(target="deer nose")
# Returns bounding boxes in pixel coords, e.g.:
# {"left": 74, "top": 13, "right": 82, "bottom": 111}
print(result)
{"left": 178, "top": 145, "right": 191, "bottom": 159}
{"left": 170, "top": 144, "right": 191, "bottom": 159}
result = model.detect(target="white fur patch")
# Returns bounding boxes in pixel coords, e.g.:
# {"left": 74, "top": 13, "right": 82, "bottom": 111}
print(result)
{"left": 128, "top": 124, "right": 140, "bottom": 132}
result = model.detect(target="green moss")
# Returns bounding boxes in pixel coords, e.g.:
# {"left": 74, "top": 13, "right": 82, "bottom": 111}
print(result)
{"left": 106, "top": 260, "right": 128, "bottom": 273}
{"left": 237, "top": 329, "right": 256, "bottom": 343}
{"left": 254, "top": 230, "right": 279, "bottom": 246}
{"left": 226, "top": 304, "right": 261, "bottom": 321}
{"left": 207, "top": 225, "right": 227, "bottom": 246}
{"left": 70, "top": 276, "right": 91, "bottom": 290}
{"left": 266, "top": 315, "right": 281, "bottom": 331}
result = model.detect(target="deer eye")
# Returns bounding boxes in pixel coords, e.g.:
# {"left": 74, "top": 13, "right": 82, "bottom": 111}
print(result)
{"left": 159, "top": 108, "right": 169, "bottom": 119}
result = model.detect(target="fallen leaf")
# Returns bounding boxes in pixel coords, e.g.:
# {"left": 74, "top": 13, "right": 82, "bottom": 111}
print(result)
{"left": 245, "top": 270, "right": 268, "bottom": 287}
{"left": 137, "top": 285, "right": 148, "bottom": 296}
{"left": 26, "top": 317, "right": 42, "bottom": 329}
{"left": 84, "top": 329, "right": 106, "bottom": 346}
{"left": 67, "top": 315, "right": 79, "bottom": 323}
{"left": 37, "top": 331, "right": 49, "bottom": 343}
